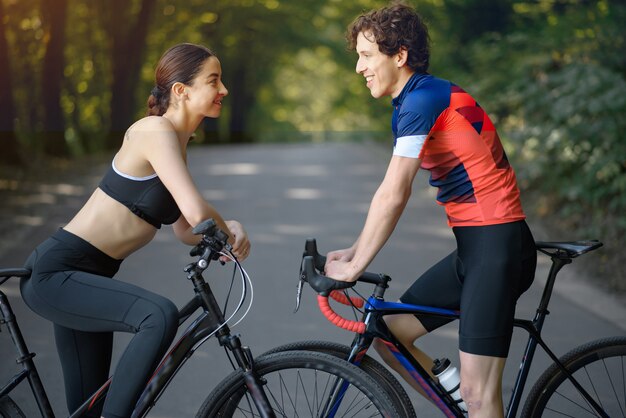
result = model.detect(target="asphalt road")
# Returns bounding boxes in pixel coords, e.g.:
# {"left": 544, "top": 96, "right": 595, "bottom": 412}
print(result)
{"left": 1, "top": 141, "right": 624, "bottom": 417}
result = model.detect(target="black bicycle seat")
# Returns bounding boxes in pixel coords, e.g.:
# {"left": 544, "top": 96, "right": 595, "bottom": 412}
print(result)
{"left": 0, "top": 268, "right": 31, "bottom": 286}
{"left": 535, "top": 240, "right": 602, "bottom": 258}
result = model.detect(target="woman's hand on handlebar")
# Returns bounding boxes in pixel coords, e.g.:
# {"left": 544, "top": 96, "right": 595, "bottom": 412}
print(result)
{"left": 223, "top": 220, "right": 250, "bottom": 262}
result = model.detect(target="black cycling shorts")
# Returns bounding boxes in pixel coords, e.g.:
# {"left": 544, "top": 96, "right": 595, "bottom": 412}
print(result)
{"left": 400, "top": 220, "right": 536, "bottom": 358}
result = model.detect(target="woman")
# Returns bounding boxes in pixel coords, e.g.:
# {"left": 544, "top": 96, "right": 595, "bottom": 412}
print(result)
{"left": 21, "top": 43, "right": 250, "bottom": 418}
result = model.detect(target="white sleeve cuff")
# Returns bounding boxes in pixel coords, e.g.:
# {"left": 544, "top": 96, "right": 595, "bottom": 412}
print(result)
{"left": 393, "top": 135, "right": 427, "bottom": 159}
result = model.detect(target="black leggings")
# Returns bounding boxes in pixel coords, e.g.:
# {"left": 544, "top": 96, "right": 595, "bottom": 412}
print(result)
{"left": 21, "top": 229, "right": 179, "bottom": 418}
{"left": 400, "top": 220, "right": 537, "bottom": 358}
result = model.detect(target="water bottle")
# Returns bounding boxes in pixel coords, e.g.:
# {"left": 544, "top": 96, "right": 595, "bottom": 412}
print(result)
{"left": 432, "top": 358, "right": 467, "bottom": 413}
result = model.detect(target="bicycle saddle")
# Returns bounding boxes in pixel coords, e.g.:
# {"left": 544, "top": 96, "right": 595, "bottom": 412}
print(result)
{"left": 535, "top": 240, "right": 602, "bottom": 258}
{"left": 0, "top": 268, "right": 31, "bottom": 286}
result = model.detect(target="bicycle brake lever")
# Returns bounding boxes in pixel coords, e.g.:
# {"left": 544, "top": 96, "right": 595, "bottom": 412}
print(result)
{"left": 294, "top": 277, "right": 304, "bottom": 313}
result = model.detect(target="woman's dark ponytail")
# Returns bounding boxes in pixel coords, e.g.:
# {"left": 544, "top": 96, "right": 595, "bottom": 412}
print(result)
{"left": 146, "top": 85, "right": 167, "bottom": 116}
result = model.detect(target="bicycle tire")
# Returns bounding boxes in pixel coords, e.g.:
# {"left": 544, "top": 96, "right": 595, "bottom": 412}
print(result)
{"left": 262, "top": 340, "right": 416, "bottom": 418}
{"left": 521, "top": 336, "right": 626, "bottom": 418}
{"left": 196, "top": 350, "right": 403, "bottom": 417}
{"left": 0, "top": 396, "right": 26, "bottom": 418}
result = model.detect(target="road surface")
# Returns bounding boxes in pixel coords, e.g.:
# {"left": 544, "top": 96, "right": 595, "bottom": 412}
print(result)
{"left": 1, "top": 141, "right": 624, "bottom": 417}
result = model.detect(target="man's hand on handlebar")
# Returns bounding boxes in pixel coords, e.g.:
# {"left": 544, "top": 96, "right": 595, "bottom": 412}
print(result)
{"left": 325, "top": 247, "right": 356, "bottom": 264}
{"left": 324, "top": 259, "right": 362, "bottom": 283}
{"left": 324, "top": 246, "right": 360, "bottom": 282}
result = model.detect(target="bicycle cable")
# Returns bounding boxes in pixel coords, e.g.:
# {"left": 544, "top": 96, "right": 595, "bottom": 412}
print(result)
{"left": 190, "top": 250, "right": 254, "bottom": 351}
{"left": 222, "top": 262, "right": 237, "bottom": 313}
{"left": 219, "top": 250, "right": 254, "bottom": 329}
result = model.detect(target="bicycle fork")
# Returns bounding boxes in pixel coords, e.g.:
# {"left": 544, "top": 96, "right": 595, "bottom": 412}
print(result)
{"left": 220, "top": 334, "right": 276, "bottom": 418}
{"left": 318, "top": 339, "right": 373, "bottom": 418}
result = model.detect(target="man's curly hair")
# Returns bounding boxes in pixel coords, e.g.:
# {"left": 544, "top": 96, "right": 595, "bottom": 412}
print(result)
{"left": 347, "top": 2, "right": 430, "bottom": 73}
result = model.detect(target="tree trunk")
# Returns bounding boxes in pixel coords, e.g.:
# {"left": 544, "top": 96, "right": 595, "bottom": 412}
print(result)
{"left": 227, "top": 61, "right": 254, "bottom": 143}
{"left": 0, "top": 0, "right": 23, "bottom": 164}
{"left": 105, "top": 0, "right": 156, "bottom": 150}
{"left": 40, "top": 0, "right": 69, "bottom": 157}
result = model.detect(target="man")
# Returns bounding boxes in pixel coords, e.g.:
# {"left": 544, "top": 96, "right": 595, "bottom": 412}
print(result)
{"left": 324, "top": 3, "right": 537, "bottom": 417}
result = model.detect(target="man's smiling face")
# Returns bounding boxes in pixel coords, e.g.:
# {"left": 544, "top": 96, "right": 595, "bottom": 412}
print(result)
{"left": 355, "top": 31, "right": 405, "bottom": 99}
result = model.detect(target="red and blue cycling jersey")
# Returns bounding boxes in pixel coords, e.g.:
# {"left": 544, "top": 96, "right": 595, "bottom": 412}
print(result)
{"left": 392, "top": 73, "right": 525, "bottom": 227}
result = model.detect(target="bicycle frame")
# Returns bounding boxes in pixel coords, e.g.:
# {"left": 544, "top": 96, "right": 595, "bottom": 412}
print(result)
{"left": 334, "top": 252, "right": 609, "bottom": 418}
{"left": 2, "top": 271, "right": 272, "bottom": 418}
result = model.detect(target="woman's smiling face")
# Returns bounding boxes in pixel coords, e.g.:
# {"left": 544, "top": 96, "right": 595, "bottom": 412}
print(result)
{"left": 187, "top": 56, "right": 228, "bottom": 118}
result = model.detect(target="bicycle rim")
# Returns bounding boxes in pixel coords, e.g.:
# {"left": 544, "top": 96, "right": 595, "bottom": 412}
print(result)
{"left": 261, "top": 339, "right": 416, "bottom": 418}
{"left": 521, "top": 336, "right": 626, "bottom": 418}
{"left": 197, "top": 350, "right": 400, "bottom": 417}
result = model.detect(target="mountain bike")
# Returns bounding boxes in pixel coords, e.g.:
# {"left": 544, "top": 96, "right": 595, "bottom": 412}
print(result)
{"left": 265, "top": 237, "right": 625, "bottom": 417}
{"left": 1, "top": 219, "right": 401, "bottom": 418}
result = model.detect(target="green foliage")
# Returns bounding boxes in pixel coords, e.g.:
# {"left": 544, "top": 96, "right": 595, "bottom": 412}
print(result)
{"left": 440, "top": 0, "right": 626, "bottom": 289}
{"left": 1, "top": 0, "right": 624, "bottom": 287}
{"left": 509, "top": 62, "right": 626, "bottom": 224}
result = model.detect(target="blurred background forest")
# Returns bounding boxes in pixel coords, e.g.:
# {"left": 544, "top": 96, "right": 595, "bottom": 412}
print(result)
{"left": 0, "top": 0, "right": 624, "bottom": 291}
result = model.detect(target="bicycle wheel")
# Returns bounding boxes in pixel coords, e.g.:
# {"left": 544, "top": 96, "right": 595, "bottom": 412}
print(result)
{"left": 262, "top": 340, "right": 416, "bottom": 418}
{"left": 197, "top": 350, "right": 403, "bottom": 417}
{"left": 0, "top": 396, "right": 26, "bottom": 418}
{"left": 521, "top": 336, "right": 626, "bottom": 418}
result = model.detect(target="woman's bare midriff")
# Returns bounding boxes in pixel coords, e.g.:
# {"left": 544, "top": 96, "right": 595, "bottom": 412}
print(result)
{"left": 63, "top": 188, "right": 158, "bottom": 260}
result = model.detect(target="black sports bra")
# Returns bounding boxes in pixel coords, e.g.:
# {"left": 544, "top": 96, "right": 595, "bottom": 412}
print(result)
{"left": 98, "top": 160, "right": 181, "bottom": 229}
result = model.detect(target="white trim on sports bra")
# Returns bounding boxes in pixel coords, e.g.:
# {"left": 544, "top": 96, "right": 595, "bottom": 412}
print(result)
{"left": 111, "top": 158, "right": 158, "bottom": 181}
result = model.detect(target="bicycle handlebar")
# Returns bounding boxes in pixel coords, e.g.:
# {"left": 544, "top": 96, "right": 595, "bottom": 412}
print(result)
{"left": 300, "top": 239, "right": 392, "bottom": 334}
{"left": 329, "top": 290, "right": 364, "bottom": 308}
{"left": 190, "top": 219, "right": 230, "bottom": 257}
{"left": 298, "top": 249, "right": 364, "bottom": 307}
{"left": 185, "top": 219, "right": 231, "bottom": 276}
{"left": 302, "top": 256, "right": 354, "bottom": 296}
{"left": 300, "top": 256, "right": 368, "bottom": 333}
{"left": 317, "top": 295, "right": 366, "bottom": 334}
{"left": 303, "top": 239, "right": 388, "bottom": 286}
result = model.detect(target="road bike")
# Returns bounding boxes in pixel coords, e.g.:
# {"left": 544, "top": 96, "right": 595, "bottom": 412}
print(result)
{"left": 261, "top": 237, "right": 626, "bottom": 417}
{"left": 1, "top": 219, "right": 402, "bottom": 417}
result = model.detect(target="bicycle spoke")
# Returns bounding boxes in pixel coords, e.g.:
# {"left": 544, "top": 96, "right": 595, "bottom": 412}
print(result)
{"left": 601, "top": 357, "right": 626, "bottom": 417}
{"left": 238, "top": 369, "right": 351, "bottom": 417}
{"left": 550, "top": 390, "right": 597, "bottom": 416}
{"left": 524, "top": 339, "right": 626, "bottom": 418}
{"left": 582, "top": 364, "right": 602, "bottom": 412}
